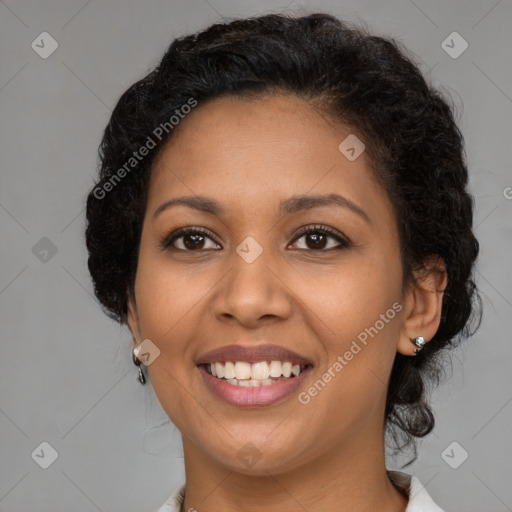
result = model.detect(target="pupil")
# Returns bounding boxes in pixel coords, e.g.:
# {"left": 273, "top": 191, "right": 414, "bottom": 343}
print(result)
{"left": 308, "top": 233, "right": 326, "bottom": 249}
{"left": 184, "top": 234, "right": 204, "bottom": 250}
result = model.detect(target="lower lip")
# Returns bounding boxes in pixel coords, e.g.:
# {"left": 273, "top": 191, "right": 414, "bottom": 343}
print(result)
{"left": 197, "top": 364, "right": 312, "bottom": 407}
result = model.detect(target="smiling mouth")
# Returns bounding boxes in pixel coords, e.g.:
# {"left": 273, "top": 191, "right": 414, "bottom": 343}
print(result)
{"left": 200, "top": 361, "right": 312, "bottom": 387}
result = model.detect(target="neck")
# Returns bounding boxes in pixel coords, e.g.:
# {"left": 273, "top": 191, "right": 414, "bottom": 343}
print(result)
{"left": 179, "top": 423, "right": 408, "bottom": 512}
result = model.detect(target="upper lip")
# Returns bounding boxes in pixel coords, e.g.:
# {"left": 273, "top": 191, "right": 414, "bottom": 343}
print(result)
{"left": 196, "top": 344, "right": 313, "bottom": 366}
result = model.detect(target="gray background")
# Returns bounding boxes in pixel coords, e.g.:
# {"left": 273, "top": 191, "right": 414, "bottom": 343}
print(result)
{"left": 1, "top": 0, "right": 511, "bottom": 511}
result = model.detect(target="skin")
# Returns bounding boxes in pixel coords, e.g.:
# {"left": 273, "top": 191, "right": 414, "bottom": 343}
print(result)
{"left": 127, "top": 94, "right": 447, "bottom": 512}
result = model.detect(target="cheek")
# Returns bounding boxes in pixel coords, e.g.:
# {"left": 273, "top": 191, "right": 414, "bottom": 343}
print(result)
{"left": 294, "top": 251, "right": 403, "bottom": 407}
{"left": 131, "top": 246, "right": 205, "bottom": 394}
{"left": 133, "top": 252, "right": 210, "bottom": 427}
{"left": 134, "top": 233, "right": 215, "bottom": 341}
{"left": 291, "top": 251, "right": 403, "bottom": 344}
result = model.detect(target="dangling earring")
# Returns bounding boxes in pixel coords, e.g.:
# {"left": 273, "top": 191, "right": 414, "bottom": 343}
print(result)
{"left": 410, "top": 336, "right": 426, "bottom": 354}
{"left": 132, "top": 347, "right": 146, "bottom": 384}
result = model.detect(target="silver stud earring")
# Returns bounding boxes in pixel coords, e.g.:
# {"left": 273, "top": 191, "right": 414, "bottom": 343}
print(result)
{"left": 132, "top": 347, "right": 146, "bottom": 384}
{"left": 411, "top": 336, "right": 426, "bottom": 354}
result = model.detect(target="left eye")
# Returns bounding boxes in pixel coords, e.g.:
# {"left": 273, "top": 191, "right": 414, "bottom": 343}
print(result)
{"left": 288, "top": 226, "right": 350, "bottom": 251}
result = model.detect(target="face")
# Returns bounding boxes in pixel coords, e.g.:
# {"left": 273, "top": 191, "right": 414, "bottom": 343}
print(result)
{"left": 128, "top": 94, "right": 408, "bottom": 475}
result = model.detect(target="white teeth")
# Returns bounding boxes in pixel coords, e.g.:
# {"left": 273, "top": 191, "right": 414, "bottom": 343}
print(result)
{"left": 234, "top": 362, "right": 252, "bottom": 380}
{"left": 215, "top": 362, "right": 224, "bottom": 379}
{"left": 251, "top": 361, "right": 270, "bottom": 380}
{"left": 269, "top": 360, "right": 282, "bottom": 377}
{"left": 224, "top": 361, "right": 236, "bottom": 379}
{"left": 225, "top": 377, "right": 276, "bottom": 387}
{"left": 206, "top": 360, "right": 306, "bottom": 382}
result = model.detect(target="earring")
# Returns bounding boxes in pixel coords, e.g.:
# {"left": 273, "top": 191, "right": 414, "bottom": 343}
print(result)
{"left": 132, "top": 347, "right": 146, "bottom": 384}
{"left": 411, "top": 336, "right": 426, "bottom": 354}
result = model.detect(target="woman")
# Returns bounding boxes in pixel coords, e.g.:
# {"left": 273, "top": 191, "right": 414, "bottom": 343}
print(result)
{"left": 85, "top": 12, "right": 480, "bottom": 512}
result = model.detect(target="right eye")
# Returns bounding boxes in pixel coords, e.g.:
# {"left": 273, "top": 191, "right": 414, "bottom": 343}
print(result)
{"left": 160, "top": 227, "right": 222, "bottom": 251}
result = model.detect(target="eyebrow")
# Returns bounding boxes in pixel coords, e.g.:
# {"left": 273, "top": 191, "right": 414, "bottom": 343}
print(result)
{"left": 153, "top": 193, "right": 370, "bottom": 223}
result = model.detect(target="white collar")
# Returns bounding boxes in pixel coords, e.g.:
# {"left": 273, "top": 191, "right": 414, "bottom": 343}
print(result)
{"left": 388, "top": 471, "right": 445, "bottom": 511}
{"left": 156, "top": 471, "right": 445, "bottom": 512}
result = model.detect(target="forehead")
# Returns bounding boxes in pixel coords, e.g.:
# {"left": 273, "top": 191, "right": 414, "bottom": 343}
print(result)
{"left": 147, "top": 94, "right": 391, "bottom": 224}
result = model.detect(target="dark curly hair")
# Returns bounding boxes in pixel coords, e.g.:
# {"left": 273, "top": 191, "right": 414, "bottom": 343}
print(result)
{"left": 85, "top": 12, "right": 481, "bottom": 458}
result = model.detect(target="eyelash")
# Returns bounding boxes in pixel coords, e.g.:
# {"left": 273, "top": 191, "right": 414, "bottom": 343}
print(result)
{"left": 159, "top": 224, "right": 351, "bottom": 252}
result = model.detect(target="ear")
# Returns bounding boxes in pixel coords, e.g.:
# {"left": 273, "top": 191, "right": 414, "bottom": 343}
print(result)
{"left": 126, "top": 288, "right": 142, "bottom": 351}
{"left": 397, "top": 257, "right": 448, "bottom": 356}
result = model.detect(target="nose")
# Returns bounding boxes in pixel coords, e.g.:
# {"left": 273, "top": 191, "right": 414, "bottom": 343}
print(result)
{"left": 212, "top": 241, "right": 293, "bottom": 328}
